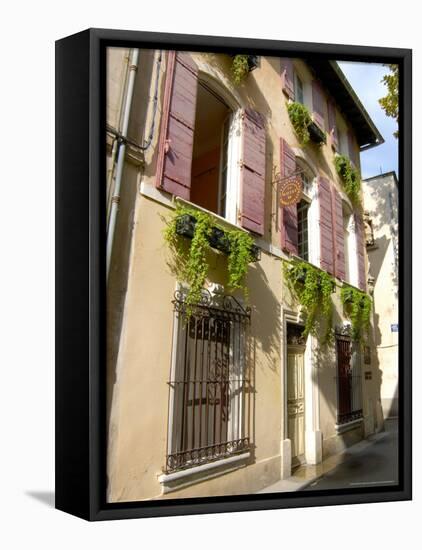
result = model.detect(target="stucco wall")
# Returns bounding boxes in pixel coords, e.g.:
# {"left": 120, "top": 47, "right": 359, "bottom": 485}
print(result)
{"left": 363, "top": 174, "right": 399, "bottom": 418}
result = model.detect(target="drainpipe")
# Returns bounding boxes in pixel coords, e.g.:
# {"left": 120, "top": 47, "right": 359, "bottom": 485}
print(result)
{"left": 106, "top": 48, "right": 139, "bottom": 280}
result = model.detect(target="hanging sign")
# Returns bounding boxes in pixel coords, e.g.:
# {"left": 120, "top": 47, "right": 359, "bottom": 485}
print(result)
{"left": 279, "top": 175, "right": 303, "bottom": 206}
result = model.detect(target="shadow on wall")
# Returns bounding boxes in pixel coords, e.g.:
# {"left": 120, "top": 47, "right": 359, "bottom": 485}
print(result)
{"left": 365, "top": 180, "right": 398, "bottom": 298}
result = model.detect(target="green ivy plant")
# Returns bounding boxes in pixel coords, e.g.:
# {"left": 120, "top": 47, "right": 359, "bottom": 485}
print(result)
{"left": 334, "top": 154, "right": 361, "bottom": 205}
{"left": 287, "top": 102, "right": 312, "bottom": 146}
{"left": 231, "top": 55, "right": 250, "bottom": 85}
{"left": 340, "top": 285, "right": 372, "bottom": 342}
{"left": 163, "top": 205, "right": 255, "bottom": 312}
{"left": 283, "top": 259, "right": 335, "bottom": 344}
{"left": 225, "top": 229, "right": 254, "bottom": 292}
{"left": 164, "top": 205, "right": 213, "bottom": 311}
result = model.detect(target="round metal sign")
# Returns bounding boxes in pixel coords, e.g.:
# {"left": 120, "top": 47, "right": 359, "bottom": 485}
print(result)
{"left": 279, "top": 176, "right": 303, "bottom": 206}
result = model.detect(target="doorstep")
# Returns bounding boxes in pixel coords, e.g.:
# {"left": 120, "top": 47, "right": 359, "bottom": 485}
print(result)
{"left": 257, "top": 429, "right": 389, "bottom": 494}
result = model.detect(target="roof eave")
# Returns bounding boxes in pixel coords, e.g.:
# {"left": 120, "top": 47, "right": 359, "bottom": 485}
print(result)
{"left": 329, "top": 61, "right": 385, "bottom": 150}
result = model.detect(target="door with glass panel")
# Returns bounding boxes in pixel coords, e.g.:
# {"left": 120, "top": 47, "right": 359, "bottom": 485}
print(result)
{"left": 287, "top": 344, "right": 306, "bottom": 465}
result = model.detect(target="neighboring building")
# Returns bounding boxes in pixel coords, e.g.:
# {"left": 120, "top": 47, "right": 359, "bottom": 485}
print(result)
{"left": 106, "top": 49, "right": 385, "bottom": 502}
{"left": 362, "top": 172, "right": 399, "bottom": 418}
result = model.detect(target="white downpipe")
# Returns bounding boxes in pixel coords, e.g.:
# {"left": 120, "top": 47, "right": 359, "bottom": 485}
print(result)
{"left": 106, "top": 48, "right": 139, "bottom": 280}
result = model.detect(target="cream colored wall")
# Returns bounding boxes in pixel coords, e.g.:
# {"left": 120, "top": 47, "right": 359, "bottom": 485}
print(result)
{"left": 106, "top": 49, "right": 382, "bottom": 502}
{"left": 362, "top": 175, "right": 399, "bottom": 418}
{"left": 107, "top": 195, "right": 283, "bottom": 501}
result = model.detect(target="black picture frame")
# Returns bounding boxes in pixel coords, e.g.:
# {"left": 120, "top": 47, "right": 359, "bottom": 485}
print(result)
{"left": 55, "top": 28, "right": 412, "bottom": 521}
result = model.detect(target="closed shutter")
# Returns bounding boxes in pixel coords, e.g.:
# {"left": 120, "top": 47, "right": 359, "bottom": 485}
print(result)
{"left": 156, "top": 51, "right": 198, "bottom": 199}
{"left": 332, "top": 186, "right": 346, "bottom": 280}
{"left": 280, "top": 138, "right": 298, "bottom": 254}
{"left": 355, "top": 212, "right": 366, "bottom": 291}
{"left": 312, "top": 80, "right": 325, "bottom": 130}
{"left": 318, "top": 176, "right": 335, "bottom": 275}
{"left": 327, "top": 99, "right": 338, "bottom": 150}
{"left": 240, "top": 108, "right": 266, "bottom": 235}
{"left": 281, "top": 58, "right": 294, "bottom": 100}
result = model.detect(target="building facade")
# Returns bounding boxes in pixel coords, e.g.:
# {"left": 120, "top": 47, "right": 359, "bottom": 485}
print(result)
{"left": 362, "top": 172, "right": 399, "bottom": 418}
{"left": 106, "top": 48, "right": 385, "bottom": 502}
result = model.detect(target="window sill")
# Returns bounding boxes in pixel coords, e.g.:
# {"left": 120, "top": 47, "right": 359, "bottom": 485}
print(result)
{"left": 158, "top": 452, "right": 250, "bottom": 494}
{"left": 335, "top": 417, "right": 363, "bottom": 434}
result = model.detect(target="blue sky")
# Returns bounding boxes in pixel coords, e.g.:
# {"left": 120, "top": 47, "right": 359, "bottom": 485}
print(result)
{"left": 338, "top": 61, "right": 398, "bottom": 179}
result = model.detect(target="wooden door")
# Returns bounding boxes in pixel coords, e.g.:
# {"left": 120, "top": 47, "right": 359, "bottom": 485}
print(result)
{"left": 287, "top": 345, "right": 305, "bottom": 463}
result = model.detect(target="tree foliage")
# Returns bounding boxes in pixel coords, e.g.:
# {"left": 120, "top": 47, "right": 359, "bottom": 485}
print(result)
{"left": 379, "top": 64, "right": 398, "bottom": 138}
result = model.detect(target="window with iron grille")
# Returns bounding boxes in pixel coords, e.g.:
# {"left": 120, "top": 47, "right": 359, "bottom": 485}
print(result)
{"left": 165, "top": 289, "right": 252, "bottom": 473}
{"left": 336, "top": 337, "right": 363, "bottom": 425}
{"left": 297, "top": 199, "right": 310, "bottom": 261}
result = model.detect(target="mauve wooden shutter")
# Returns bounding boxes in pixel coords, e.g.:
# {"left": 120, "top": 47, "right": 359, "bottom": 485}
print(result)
{"left": 156, "top": 51, "right": 198, "bottom": 199}
{"left": 312, "top": 80, "right": 325, "bottom": 130}
{"left": 281, "top": 58, "right": 294, "bottom": 100}
{"left": 332, "top": 186, "right": 346, "bottom": 280}
{"left": 280, "top": 138, "right": 298, "bottom": 254}
{"left": 355, "top": 212, "right": 366, "bottom": 291}
{"left": 240, "top": 108, "right": 266, "bottom": 235}
{"left": 318, "top": 176, "right": 335, "bottom": 275}
{"left": 327, "top": 99, "right": 338, "bottom": 150}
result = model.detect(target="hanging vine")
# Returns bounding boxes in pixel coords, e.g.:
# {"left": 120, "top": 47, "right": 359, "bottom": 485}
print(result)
{"left": 287, "top": 101, "right": 312, "bottom": 145}
{"left": 283, "top": 259, "right": 335, "bottom": 344}
{"left": 164, "top": 205, "right": 213, "bottom": 311}
{"left": 334, "top": 154, "right": 361, "bottom": 205}
{"left": 163, "top": 205, "right": 255, "bottom": 312}
{"left": 225, "top": 229, "right": 254, "bottom": 293}
{"left": 340, "top": 284, "right": 372, "bottom": 342}
{"left": 231, "top": 55, "right": 250, "bottom": 85}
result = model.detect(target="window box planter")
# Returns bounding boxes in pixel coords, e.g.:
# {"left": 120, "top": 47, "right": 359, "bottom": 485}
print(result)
{"left": 308, "top": 120, "right": 326, "bottom": 145}
{"left": 175, "top": 214, "right": 261, "bottom": 262}
{"left": 287, "top": 261, "right": 336, "bottom": 292}
{"left": 230, "top": 54, "right": 259, "bottom": 72}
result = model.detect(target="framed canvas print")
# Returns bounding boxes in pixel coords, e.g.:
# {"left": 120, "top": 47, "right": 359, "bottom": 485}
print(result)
{"left": 55, "top": 28, "right": 412, "bottom": 521}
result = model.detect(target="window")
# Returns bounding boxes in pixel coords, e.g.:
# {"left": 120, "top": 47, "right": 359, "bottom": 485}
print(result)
{"left": 295, "top": 162, "right": 317, "bottom": 264}
{"left": 166, "top": 289, "right": 251, "bottom": 473}
{"left": 294, "top": 73, "right": 304, "bottom": 105}
{"left": 343, "top": 202, "right": 358, "bottom": 286}
{"left": 191, "top": 82, "right": 240, "bottom": 222}
{"left": 297, "top": 200, "right": 309, "bottom": 261}
{"left": 336, "top": 337, "right": 363, "bottom": 425}
{"left": 338, "top": 129, "right": 348, "bottom": 157}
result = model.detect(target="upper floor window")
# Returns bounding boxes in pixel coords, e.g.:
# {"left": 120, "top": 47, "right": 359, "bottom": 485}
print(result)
{"left": 157, "top": 52, "right": 266, "bottom": 236}
{"left": 343, "top": 202, "right": 358, "bottom": 286}
{"left": 294, "top": 73, "right": 304, "bottom": 105}
{"left": 296, "top": 163, "right": 318, "bottom": 264}
{"left": 191, "top": 83, "right": 236, "bottom": 221}
{"left": 297, "top": 199, "right": 309, "bottom": 261}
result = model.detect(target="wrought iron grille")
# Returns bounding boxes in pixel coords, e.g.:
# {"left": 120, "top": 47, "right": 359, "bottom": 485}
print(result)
{"left": 336, "top": 337, "right": 363, "bottom": 425}
{"left": 165, "top": 289, "right": 252, "bottom": 473}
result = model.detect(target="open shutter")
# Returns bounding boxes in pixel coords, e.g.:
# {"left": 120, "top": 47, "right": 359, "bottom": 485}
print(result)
{"left": 327, "top": 99, "right": 338, "bottom": 150}
{"left": 332, "top": 186, "right": 346, "bottom": 280}
{"left": 156, "top": 51, "right": 198, "bottom": 199}
{"left": 318, "top": 176, "right": 335, "bottom": 275}
{"left": 281, "top": 58, "right": 294, "bottom": 100}
{"left": 355, "top": 212, "right": 366, "bottom": 291}
{"left": 312, "top": 80, "right": 325, "bottom": 130}
{"left": 240, "top": 108, "right": 266, "bottom": 235}
{"left": 279, "top": 138, "right": 298, "bottom": 254}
